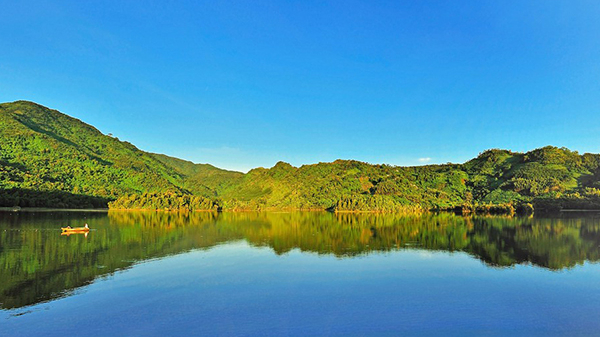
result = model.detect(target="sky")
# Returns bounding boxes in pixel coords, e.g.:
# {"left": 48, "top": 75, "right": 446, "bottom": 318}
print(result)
{"left": 1, "top": 0, "right": 600, "bottom": 172}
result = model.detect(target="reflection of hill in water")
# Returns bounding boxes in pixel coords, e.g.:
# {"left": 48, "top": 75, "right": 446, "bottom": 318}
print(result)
{"left": 2, "top": 211, "right": 600, "bottom": 309}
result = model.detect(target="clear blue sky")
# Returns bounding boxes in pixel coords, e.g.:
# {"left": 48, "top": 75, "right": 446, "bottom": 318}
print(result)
{"left": 1, "top": 1, "right": 600, "bottom": 172}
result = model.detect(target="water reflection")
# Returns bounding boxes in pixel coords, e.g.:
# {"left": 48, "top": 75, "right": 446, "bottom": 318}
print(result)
{"left": 1, "top": 211, "right": 600, "bottom": 309}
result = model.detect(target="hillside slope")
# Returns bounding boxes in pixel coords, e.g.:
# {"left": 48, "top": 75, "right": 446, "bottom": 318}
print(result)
{"left": 150, "top": 153, "right": 243, "bottom": 197}
{"left": 0, "top": 101, "right": 236, "bottom": 207}
{"left": 465, "top": 148, "right": 600, "bottom": 211}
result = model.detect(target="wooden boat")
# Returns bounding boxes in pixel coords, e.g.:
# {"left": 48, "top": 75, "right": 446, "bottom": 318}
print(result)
{"left": 61, "top": 224, "right": 90, "bottom": 233}
{"left": 61, "top": 231, "right": 89, "bottom": 237}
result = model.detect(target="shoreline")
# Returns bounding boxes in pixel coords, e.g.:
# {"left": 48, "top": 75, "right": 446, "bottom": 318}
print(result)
{"left": 2, "top": 207, "right": 600, "bottom": 215}
{"left": 0, "top": 207, "right": 109, "bottom": 213}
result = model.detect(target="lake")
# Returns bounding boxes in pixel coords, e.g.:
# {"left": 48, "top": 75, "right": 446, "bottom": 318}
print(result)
{"left": 2, "top": 211, "right": 600, "bottom": 336}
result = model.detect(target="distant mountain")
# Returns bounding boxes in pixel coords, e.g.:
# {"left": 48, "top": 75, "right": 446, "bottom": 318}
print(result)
{"left": 149, "top": 153, "right": 243, "bottom": 196}
{"left": 2, "top": 101, "right": 600, "bottom": 212}
{"left": 216, "top": 148, "right": 600, "bottom": 212}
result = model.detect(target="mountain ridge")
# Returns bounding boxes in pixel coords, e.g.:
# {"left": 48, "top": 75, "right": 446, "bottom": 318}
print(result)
{"left": 2, "top": 100, "right": 600, "bottom": 213}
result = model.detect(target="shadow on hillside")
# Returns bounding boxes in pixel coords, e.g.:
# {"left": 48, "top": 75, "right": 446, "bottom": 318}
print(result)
{"left": 0, "top": 188, "right": 111, "bottom": 208}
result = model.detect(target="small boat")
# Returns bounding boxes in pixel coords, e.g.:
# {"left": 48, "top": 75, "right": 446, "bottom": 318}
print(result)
{"left": 61, "top": 224, "right": 90, "bottom": 233}
{"left": 61, "top": 231, "right": 89, "bottom": 237}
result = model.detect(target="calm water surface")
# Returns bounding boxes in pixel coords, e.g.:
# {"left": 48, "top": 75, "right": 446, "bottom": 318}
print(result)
{"left": 2, "top": 211, "right": 600, "bottom": 336}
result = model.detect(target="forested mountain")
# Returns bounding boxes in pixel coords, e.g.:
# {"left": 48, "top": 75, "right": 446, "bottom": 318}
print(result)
{"left": 213, "top": 147, "right": 600, "bottom": 212}
{"left": 0, "top": 101, "right": 236, "bottom": 208}
{"left": 2, "top": 101, "right": 600, "bottom": 213}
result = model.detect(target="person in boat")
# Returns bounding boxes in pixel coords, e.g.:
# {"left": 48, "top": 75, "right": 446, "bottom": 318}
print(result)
{"left": 66, "top": 225, "right": 72, "bottom": 229}
{"left": 85, "top": 224, "right": 89, "bottom": 229}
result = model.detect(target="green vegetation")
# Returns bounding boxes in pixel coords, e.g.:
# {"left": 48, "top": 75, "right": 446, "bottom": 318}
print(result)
{"left": 0, "top": 101, "right": 239, "bottom": 208}
{"left": 108, "top": 192, "right": 220, "bottom": 211}
{"left": 2, "top": 101, "right": 600, "bottom": 213}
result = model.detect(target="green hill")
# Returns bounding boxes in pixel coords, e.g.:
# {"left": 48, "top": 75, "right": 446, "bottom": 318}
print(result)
{"left": 149, "top": 153, "right": 243, "bottom": 197}
{"left": 462, "top": 148, "right": 600, "bottom": 210}
{"left": 2, "top": 101, "right": 600, "bottom": 213}
{"left": 212, "top": 147, "right": 600, "bottom": 212}
{"left": 0, "top": 101, "right": 237, "bottom": 208}
{"left": 217, "top": 160, "right": 467, "bottom": 211}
